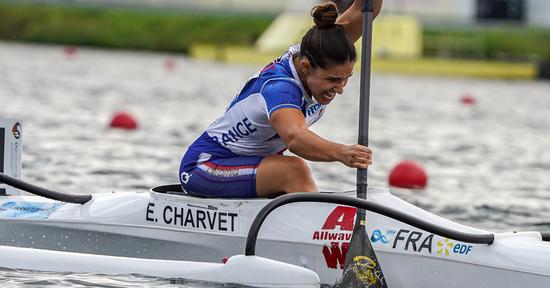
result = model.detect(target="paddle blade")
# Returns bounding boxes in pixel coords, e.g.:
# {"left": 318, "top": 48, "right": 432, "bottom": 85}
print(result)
{"left": 337, "top": 209, "right": 387, "bottom": 287}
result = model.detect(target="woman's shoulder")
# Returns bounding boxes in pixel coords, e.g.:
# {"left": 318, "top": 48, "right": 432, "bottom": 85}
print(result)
{"left": 271, "top": 45, "right": 300, "bottom": 64}
{"left": 258, "top": 63, "right": 295, "bottom": 86}
{"left": 262, "top": 78, "right": 302, "bottom": 95}
{"left": 259, "top": 45, "right": 301, "bottom": 84}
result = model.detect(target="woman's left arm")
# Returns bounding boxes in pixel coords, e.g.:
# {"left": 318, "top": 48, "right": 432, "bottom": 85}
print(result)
{"left": 336, "top": 0, "right": 383, "bottom": 44}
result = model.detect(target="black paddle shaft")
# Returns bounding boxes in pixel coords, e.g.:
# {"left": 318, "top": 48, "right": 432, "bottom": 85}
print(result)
{"left": 357, "top": 1, "right": 374, "bottom": 195}
{"left": 342, "top": 1, "right": 389, "bottom": 287}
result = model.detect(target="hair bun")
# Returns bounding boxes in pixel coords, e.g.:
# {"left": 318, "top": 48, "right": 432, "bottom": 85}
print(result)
{"left": 311, "top": 2, "right": 338, "bottom": 29}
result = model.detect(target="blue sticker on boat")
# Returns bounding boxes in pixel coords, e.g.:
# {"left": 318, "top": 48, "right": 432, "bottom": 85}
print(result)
{"left": 0, "top": 201, "right": 63, "bottom": 219}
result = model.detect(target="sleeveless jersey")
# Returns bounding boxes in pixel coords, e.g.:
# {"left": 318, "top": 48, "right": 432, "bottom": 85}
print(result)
{"left": 185, "top": 46, "right": 327, "bottom": 164}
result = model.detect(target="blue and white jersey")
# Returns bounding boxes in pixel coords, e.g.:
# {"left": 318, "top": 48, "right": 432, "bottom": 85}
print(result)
{"left": 184, "top": 46, "right": 326, "bottom": 167}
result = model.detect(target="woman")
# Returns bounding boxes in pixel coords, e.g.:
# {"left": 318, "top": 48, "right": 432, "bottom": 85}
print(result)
{"left": 180, "top": 0, "right": 383, "bottom": 198}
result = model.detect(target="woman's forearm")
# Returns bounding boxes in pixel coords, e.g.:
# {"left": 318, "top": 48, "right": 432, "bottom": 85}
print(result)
{"left": 337, "top": 0, "right": 383, "bottom": 43}
{"left": 286, "top": 129, "right": 343, "bottom": 162}
{"left": 286, "top": 128, "right": 372, "bottom": 169}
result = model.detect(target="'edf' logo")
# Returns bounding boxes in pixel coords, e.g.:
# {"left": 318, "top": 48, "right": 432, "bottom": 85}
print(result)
{"left": 437, "top": 238, "right": 473, "bottom": 256}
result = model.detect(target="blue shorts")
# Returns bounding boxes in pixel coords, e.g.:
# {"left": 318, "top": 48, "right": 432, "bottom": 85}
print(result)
{"left": 179, "top": 154, "right": 264, "bottom": 198}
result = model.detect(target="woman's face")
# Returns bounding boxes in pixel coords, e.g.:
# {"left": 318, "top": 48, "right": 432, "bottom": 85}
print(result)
{"left": 303, "top": 61, "right": 355, "bottom": 105}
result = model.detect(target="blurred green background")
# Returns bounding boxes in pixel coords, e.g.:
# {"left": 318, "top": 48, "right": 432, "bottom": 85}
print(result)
{"left": 1, "top": 0, "right": 550, "bottom": 62}
{"left": 0, "top": 3, "right": 274, "bottom": 54}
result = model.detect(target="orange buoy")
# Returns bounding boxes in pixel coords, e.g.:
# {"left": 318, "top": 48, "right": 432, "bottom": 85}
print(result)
{"left": 388, "top": 160, "right": 428, "bottom": 189}
{"left": 109, "top": 112, "right": 138, "bottom": 130}
{"left": 460, "top": 94, "right": 477, "bottom": 105}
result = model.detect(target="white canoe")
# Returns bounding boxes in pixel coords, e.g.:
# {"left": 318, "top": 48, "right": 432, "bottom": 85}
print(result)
{"left": 1, "top": 185, "right": 550, "bottom": 287}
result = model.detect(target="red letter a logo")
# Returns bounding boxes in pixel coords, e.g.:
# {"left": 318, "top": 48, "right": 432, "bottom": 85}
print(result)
{"left": 321, "top": 206, "right": 356, "bottom": 231}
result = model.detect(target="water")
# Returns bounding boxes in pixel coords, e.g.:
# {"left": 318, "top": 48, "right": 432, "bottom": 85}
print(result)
{"left": 0, "top": 267, "right": 247, "bottom": 288}
{"left": 1, "top": 41, "right": 550, "bottom": 286}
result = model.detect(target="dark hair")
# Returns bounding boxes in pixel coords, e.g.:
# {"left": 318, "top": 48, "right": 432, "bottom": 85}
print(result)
{"left": 300, "top": 2, "right": 356, "bottom": 69}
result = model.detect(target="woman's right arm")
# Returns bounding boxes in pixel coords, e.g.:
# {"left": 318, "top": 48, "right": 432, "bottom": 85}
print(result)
{"left": 269, "top": 108, "right": 372, "bottom": 169}
{"left": 337, "top": 0, "right": 383, "bottom": 44}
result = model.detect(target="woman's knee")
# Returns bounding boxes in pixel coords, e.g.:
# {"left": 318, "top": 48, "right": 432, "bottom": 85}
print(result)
{"left": 283, "top": 157, "right": 316, "bottom": 192}
{"left": 285, "top": 156, "right": 313, "bottom": 179}
{"left": 256, "top": 156, "right": 316, "bottom": 196}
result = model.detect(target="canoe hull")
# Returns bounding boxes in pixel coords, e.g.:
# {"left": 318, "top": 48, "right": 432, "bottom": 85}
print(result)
{"left": 1, "top": 187, "right": 549, "bottom": 286}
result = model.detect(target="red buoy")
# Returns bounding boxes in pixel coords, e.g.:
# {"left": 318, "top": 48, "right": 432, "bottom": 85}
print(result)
{"left": 109, "top": 112, "right": 138, "bottom": 130}
{"left": 64, "top": 46, "right": 77, "bottom": 58}
{"left": 164, "top": 58, "right": 176, "bottom": 71}
{"left": 388, "top": 160, "right": 428, "bottom": 189}
{"left": 460, "top": 94, "right": 477, "bottom": 105}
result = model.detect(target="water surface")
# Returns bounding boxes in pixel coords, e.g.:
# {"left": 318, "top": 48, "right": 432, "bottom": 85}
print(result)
{"left": 1, "top": 41, "right": 550, "bottom": 286}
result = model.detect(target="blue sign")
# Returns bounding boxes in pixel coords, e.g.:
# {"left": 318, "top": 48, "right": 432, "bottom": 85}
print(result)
{"left": 370, "top": 229, "right": 397, "bottom": 244}
{"left": 0, "top": 201, "right": 63, "bottom": 219}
